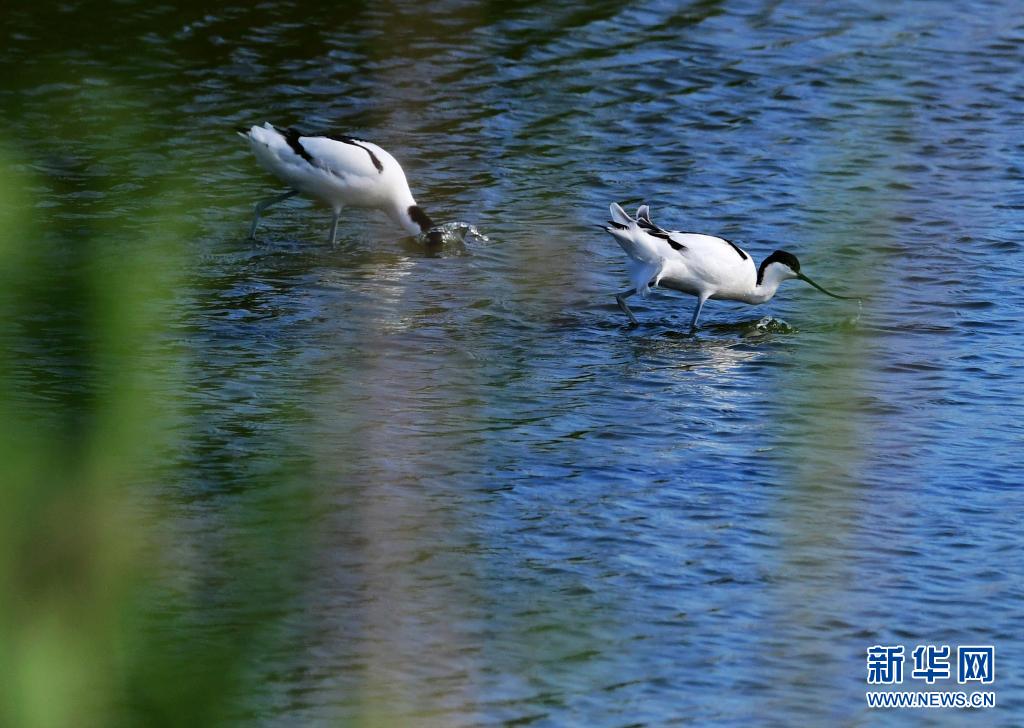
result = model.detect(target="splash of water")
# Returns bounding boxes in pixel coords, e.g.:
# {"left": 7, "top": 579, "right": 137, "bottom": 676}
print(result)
{"left": 753, "top": 316, "right": 796, "bottom": 334}
{"left": 420, "top": 221, "right": 489, "bottom": 247}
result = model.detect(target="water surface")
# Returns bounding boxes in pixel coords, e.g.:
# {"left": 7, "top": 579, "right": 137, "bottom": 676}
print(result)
{"left": 2, "top": 0, "right": 1023, "bottom": 724}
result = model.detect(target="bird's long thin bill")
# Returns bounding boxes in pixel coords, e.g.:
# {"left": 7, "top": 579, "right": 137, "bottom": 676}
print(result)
{"left": 798, "top": 273, "right": 857, "bottom": 300}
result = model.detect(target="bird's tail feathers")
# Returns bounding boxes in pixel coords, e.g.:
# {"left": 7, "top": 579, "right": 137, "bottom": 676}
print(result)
{"left": 236, "top": 122, "right": 283, "bottom": 140}
{"left": 601, "top": 209, "right": 664, "bottom": 297}
{"left": 609, "top": 202, "right": 635, "bottom": 228}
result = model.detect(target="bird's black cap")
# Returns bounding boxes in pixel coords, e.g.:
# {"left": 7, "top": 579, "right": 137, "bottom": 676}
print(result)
{"left": 757, "top": 250, "right": 801, "bottom": 284}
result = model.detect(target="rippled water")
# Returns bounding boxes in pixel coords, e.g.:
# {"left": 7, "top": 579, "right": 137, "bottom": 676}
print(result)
{"left": 4, "top": 0, "right": 1024, "bottom": 724}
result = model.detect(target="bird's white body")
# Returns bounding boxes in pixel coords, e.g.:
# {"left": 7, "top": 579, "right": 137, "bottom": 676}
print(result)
{"left": 602, "top": 203, "right": 850, "bottom": 330}
{"left": 239, "top": 123, "right": 436, "bottom": 243}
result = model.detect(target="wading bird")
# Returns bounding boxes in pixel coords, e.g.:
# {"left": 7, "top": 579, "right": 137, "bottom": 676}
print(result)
{"left": 601, "top": 203, "right": 855, "bottom": 332}
{"left": 238, "top": 123, "right": 441, "bottom": 245}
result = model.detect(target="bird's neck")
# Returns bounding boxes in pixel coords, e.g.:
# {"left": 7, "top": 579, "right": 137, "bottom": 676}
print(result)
{"left": 747, "top": 265, "right": 788, "bottom": 303}
{"left": 747, "top": 280, "right": 781, "bottom": 304}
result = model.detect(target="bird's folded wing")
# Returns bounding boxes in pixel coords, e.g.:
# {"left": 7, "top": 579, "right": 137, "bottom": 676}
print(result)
{"left": 297, "top": 136, "right": 387, "bottom": 179}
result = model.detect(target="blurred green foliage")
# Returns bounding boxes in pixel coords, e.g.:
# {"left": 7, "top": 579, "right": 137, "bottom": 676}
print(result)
{"left": 0, "top": 85, "right": 311, "bottom": 727}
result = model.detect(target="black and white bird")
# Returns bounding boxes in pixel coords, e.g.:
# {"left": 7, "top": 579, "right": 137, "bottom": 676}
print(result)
{"left": 601, "top": 203, "right": 855, "bottom": 332}
{"left": 238, "top": 123, "right": 441, "bottom": 245}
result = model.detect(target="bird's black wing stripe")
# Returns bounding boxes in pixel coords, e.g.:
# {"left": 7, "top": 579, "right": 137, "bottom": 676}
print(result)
{"left": 663, "top": 235, "right": 685, "bottom": 252}
{"left": 283, "top": 127, "right": 316, "bottom": 165}
{"left": 606, "top": 218, "right": 686, "bottom": 251}
{"left": 640, "top": 224, "right": 686, "bottom": 252}
{"left": 323, "top": 133, "right": 385, "bottom": 173}
{"left": 723, "top": 238, "right": 749, "bottom": 260}
{"left": 641, "top": 217, "right": 748, "bottom": 258}
{"left": 655, "top": 226, "right": 746, "bottom": 259}
{"left": 650, "top": 223, "right": 745, "bottom": 260}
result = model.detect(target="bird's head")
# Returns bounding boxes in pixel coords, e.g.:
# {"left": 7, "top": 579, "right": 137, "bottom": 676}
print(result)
{"left": 406, "top": 204, "right": 445, "bottom": 246}
{"left": 758, "top": 250, "right": 802, "bottom": 284}
{"left": 758, "top": 250, "right": 855, "bottom": 299}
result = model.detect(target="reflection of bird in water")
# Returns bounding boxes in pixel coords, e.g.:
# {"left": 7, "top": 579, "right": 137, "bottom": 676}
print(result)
{"left": 238, "top": 123, "right": 441, "bottom": 245}
{"left": 601, "top": 203, "right": 856, "bottom": 333}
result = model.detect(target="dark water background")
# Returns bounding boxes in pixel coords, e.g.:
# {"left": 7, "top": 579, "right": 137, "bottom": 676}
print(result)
{"left": 2, "top": 0, "right": 1023, "bottom": 725}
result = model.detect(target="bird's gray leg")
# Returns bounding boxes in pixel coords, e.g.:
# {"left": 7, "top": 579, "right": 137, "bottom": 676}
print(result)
{"left": 689, "top": 294, "right": 709, "bottom": 334}
{"left": 615, "top": 288, "right": 639, "bottom": 327}
{"left": 328, "top": 208, "right": 341, "bottom": 247}
{"left": 249, "top": 190, "right": 298, "bottom": 239}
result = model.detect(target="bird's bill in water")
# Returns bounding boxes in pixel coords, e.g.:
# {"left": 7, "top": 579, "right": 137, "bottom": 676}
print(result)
{"left": 797, "top": 273, "right": 857, "bottom": 300}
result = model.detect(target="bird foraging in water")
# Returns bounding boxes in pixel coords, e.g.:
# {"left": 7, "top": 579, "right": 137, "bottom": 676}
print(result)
{"left": 238, "top": 123, "right": 441, "bottom": 245}
{"left": 601, "top": 202, "right": 856, "bottom": 333}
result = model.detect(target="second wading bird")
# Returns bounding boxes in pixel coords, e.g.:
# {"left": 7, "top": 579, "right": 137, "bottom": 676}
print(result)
{"left": 238, "top": 123, "right": 441, "bottom": 245}
{"left": 601, "top": 203, "right": 855, "bottom": 332}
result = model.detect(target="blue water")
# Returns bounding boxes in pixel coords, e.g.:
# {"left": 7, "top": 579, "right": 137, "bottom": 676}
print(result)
{"left": 3, "top": 0, "right": 1023, "bottom": 724}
